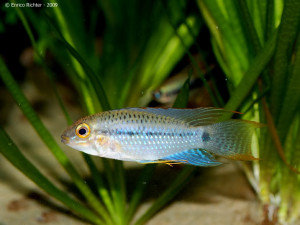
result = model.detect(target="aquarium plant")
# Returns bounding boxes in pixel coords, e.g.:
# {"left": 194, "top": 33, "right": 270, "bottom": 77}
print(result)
{"left": 0, "top": 0, "right": 203, "bottom": 224}
{"left": 0, "top": 0, "right": 299, "bottom": 224}
{"left": 198, "top": 0, "right": 300, "bottom": 223}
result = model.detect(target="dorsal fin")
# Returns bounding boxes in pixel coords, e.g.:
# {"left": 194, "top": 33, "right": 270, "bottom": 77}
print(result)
{"left": 127, "top": 107, "right": 236, "bottom": 126}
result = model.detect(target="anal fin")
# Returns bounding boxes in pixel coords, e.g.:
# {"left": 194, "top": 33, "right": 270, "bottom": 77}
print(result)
{"left": 137, "top": 159, "right": 187, "bottom": 166}
{"left": 161, "top": 149, "right": 222, "bottom": 167}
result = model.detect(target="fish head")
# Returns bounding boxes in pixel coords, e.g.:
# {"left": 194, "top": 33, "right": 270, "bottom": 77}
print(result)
{"left": 61, "top": 116, "right": 101, "bottom": 156}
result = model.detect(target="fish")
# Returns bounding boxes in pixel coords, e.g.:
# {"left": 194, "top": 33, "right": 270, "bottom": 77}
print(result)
{"left": 152, "top": 73, "right": 199, "bottom": 104}
{"left": 152, "top": 64, "right": 214, "bottom": 104}
{"left": 61, "top": 107, "right": 260, "bottom": 166}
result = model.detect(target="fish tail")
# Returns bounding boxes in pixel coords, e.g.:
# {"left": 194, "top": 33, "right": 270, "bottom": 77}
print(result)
{"left": 198, "top": 120, "right": 262, "bottom": 160}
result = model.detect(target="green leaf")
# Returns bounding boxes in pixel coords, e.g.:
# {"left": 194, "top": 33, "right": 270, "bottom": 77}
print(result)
{"left": 13, "top": 2, "right": 72, "bottom": 125}
{"left": 83, "top": 154, "right": 115, "bottom": 221}
{"left": 236, "top": 0, "right": 262, "bottom": 54}
{"left": 0, "top": 57, "right": 109, "bottom": 222}
{"left": 198, "top": 0, "right": 250, "bottom": 85}
{"left": 270, "top": 0, "right": 300, "bottom": 121}
{"left": 56, "top": 35, "right": 111, "bottom": 111}
{"left": 276, "top": 33, "right": 300, "bottom": 144}
{"left": 0, "top": 127, "right": 103, "bottom": 225}
{"left": 125, "top": 164, "right": 156, "bottom": 225}
{"left": 223, "top": 29, "right": 277, "bottom": 117}
{"left": 133, "top": 68, "right": 193, "bottom": 225}
{"left": 172, "top": 77, "right": 190, "bottom": 108}
{"left": 133, "top": 166, "right": 194, "bottom": 225}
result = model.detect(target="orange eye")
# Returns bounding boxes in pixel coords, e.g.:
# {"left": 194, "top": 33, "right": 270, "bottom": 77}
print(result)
{"left": 75, "top": 123, "right": 90, "bottom": 138}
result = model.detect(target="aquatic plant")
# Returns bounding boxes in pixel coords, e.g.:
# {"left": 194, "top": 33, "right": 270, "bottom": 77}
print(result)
{"left": 0, "top": 0, "right": 299, "bottom": 224}
{"left": 0, "top": 0, "right": 201, "bottom": 224}
{"left": 198, "top": 0, "right": 300, "bottom": 223}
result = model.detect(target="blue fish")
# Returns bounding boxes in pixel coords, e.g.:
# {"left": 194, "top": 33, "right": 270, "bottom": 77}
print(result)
{"left": 61, "top": 107, "right": 260, "bottom": 166}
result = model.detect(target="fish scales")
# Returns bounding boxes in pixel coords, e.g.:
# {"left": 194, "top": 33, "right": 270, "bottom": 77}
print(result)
{"left": 97, "top": 110, "right": 200, "bottom": 159}
{"left": 61, "top": 107, "right": 261, "bottom": 166}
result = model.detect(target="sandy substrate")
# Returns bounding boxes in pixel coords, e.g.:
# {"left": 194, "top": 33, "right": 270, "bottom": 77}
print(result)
{"left": 0, "top": 158, "right": 262, "bottom": 225}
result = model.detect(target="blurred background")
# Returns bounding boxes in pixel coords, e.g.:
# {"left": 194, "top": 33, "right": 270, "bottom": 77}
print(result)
{"left": 0, "top": 0, "right": 299, "bottom": 225}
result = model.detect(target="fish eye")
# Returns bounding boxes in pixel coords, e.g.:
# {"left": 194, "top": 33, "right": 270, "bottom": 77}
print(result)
{"left": 75, "top": 123, "right": 90, "bottom": 138}
{"left": 153, "top": 91, "right": 162, "bottom": 100}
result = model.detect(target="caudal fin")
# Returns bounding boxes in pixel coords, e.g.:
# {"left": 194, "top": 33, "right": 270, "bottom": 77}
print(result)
{"left": 199, "top": 120, "right": 261, "bottom": 161}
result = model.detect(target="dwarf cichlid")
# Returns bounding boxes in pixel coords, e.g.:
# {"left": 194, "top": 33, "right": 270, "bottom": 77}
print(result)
{"left": 61, "top": 107, "right": 260, "bottom": 166}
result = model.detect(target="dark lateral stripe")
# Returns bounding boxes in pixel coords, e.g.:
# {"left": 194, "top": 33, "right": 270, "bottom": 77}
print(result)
{"left": 114, "top": 129, "right": 195, "bottom": 137}
{"left": 201, "top": 131, "right": 211, "bottom": 142}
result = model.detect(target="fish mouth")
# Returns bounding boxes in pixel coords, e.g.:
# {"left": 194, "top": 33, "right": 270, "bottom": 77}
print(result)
{"left": 61, "top": 135, "right": 70, "bottom": 144}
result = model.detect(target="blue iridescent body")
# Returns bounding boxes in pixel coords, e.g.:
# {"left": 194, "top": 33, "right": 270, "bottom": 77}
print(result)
{"left": 61, "top": 108, "right": 259, "bottom": 166}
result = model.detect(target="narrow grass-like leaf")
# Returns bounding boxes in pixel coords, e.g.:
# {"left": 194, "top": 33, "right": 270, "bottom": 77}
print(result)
{"left": 197, "top": 0, "right": 300, "bottom": 223}
{"left": 274, "top": 33, "right": 300, "bottom": 143}
{"left": 17, "top": 10, "right": 115, "bottom": 223}
{"left": 44, "top": 11, "right": 100, "bottom": 114}
{"left": 261, "top": 95, "right": 300, "bottom": 174}
{"left": 0, "top": 57, "right": 108, "bottom": 221}
{"left": 13, "top": 2, "right": 72, "bottom": 125}
{"left": 270, "top": 0, "right": 300, "bottom": 121}
{"left": 125, "top": 164, "right": 156, "bottom": 225}
{"left": 4, "top": 6, "right": 114, "bottom": 223}
{"left": 113, "top": 160, "right": 127, "bottom": 225}
{"left": 236, "top": 0, "right": 262, "bottom": 54}
{"left": 162, "top": 2, "right": 220, "bottom": 106}
{"left": 133, "top": 65, "right": 193, "bottom": 225}
{"left": 223, "top": 30, "right": 277, "bottom": 117}
{"left": 246, "top": 0, "right": 267, "bottom": 44}
{"left": 56, "top": 35, "right": 111, "bottom": 111}
{"left": 83, "top": 154, "right": 115, "bottom": 222}
{"left": 0, "top": 127, "right": 103, "bottom": 225}
{"left": 133, "top": 166, "right": 194, "bottom": 225}
{"left": 48, "top": 0, "right": 95, "bottom": 63}
{"left": 48, "top": 12, "right": 130, "bottom": 225}
{"left": 198, "top": 0, "right": 250, "bottom": 84}
{"left": 179, "top": 9, "right": 224, "bottom": 106}
{"left": 280, "top": 116, "right": 300, "bottom": 223}
{"left": 46, "top": 15, "right": 127, "bottom": 225}
{"left": 172, "top": 77, "right": 190, "bottom": 108}
{"left": 94, "top": 0, "right": 200, "bottom": 108}
{"left": 265, "top": 0, "right": 275, "bottom": 40}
